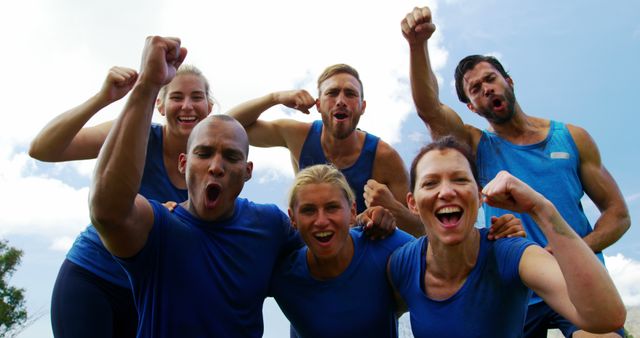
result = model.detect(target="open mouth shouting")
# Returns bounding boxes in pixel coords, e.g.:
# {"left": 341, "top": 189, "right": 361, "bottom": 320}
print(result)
{"left": 204, "top": 183, "right": 222, "bottom": 208}
{"left": 491, "top": 97, "right": 505, "bottom": 112}
{"left": 332, "top": 109, "right": 349, "bottom": 122}
{"left": 435, "top": 206, "right": 463, "bottom": 229}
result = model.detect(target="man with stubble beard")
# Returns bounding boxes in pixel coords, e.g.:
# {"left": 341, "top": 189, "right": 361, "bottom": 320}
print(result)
{"left": 227, "top": 64, "right": 424, "bottom": 237}
{"left": 401, "top": 5, "right": 630, "bottom": 337}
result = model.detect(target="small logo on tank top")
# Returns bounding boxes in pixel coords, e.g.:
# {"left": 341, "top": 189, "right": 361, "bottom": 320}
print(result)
{"left": 550, "top": 152, "right": 570, "bottom": 159}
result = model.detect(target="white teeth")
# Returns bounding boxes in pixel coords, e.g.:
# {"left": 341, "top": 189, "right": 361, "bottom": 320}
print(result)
{"left": 436, "top": 206, "right": 461, "bottom": 215}
{"left": 178, "top": 116, "right": 197, "bottom": 122}
{"left": 315, "top": 231, "right": 333, "bottom": 238}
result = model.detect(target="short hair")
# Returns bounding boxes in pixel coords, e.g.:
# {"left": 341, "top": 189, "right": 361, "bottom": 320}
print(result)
{"left": 288, "top": 164, "right": 355, "bottom": 210}
{"left": 317, "top": 63, "right": 364, "bottom": 99}
{"left": 454, "top": 55, "right": 510, "bottom": 104}
{"left": 186, "top": 114, "right": 249, "bottom": 156}
{"left": 409, "top": 135, "right": 479, "bottom": 192}
{"left": 158, "top": 64, "right": 214, "bottom": 106}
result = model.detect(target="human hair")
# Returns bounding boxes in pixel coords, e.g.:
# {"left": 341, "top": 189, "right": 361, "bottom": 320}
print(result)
{"left": 158, "top": 64, "right": 214, "bottom": 106}
{"left": 288, "top": 164, "right": 355, "bottom": 210}
{"left": 317, "top": 63, "right": 364, "bottom": 99}
{"left": 454, "top": 55, "right": 510, "bottom": 104}
{"left": 409, "top": 135, "right": 479, "bottom": 192}
{"left": 186, "top": 114, "right": 249, "bottom": 156}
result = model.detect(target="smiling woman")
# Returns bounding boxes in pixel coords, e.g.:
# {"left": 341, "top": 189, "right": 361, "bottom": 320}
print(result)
{"left": 268, "top": 164, "right": 413, "bottom": 338}
{"left": 28, "top": 64, "right": 214, "bottom": 338}
{"left": 387, "top": 136, "right": 625, "bottom": 337}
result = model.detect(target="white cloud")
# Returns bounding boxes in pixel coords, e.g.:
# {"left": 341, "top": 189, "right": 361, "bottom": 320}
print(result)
{"left": 626, "top": 193, "right": 640, "bottom": 203}
{"left": 49, "top": 236, "right": 76, "bottom": 252}
{"left": 605, "top": 253, "right": 640, "bottom": 307}
{"left": 0, "top": 151, "right": 89, "bottom": 240}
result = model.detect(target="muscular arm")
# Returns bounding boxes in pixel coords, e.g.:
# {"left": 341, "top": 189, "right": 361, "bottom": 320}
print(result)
{"left": 29, "top": 67, "right": 137, "bottom": 162}
{"left": 569, "top": 125, "right": 630, "bottom": 252}
{"left": 226, "top": 90, "right": 314, "bottom": 152}
{"left": 90, "top": 37, "right": 186, "bottom": 258}
{"left": 484, "top": 171, "right": 625, "bottom": 332}
{"left": 402, "top": 6, "right": 475, "bottom": 145}
{"left": 366, "top": 142, "right": 424, "bottom": 237}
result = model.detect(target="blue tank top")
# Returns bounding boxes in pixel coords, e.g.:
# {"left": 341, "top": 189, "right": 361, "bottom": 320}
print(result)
{"left": 476, "top": 120, "right": 603, "bottom": 303}
{"left": 66, "top": 123, "right": 187, "bottom": 288}
{"left": 299, "top": 120, "right": 379, "bottom": 213}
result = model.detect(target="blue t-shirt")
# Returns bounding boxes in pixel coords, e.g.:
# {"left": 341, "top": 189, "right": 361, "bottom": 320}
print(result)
{"left": 299, "top": 120, "right": 380, "bottom": 213}
{"left": 66, "top": 123, "right": 187, "bottom": 288}
{"left": 388, "top": 228, "right": 535, "bottom": 338}
{"left": 116, "top": 199, "right": 301, "bottom": 338}
{"left": 270, "top": 228, "right": 413, "bottom": 338}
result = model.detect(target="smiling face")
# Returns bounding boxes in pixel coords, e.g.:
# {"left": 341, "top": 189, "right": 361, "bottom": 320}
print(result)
{"left": 158, "top": 74, "right": 213, "bottom": 138}
{"left": 289, "top": 182, "right": 356, "bottom": 261}
{"left": 316, "top": 73, "right": 366, "bottom": 140}
{"left": 463, "top": 62, "right": 516, "bottom": 125}
{"left": 408, "top": 149, "right": 481, "bottom": 246}
{"left": 179, "top": 117, "right": 252, "bottom": 221}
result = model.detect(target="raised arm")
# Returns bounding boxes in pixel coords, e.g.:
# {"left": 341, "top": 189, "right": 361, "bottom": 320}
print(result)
{"left": 483, "top": 171, "right": 625, "bottom": 332}
{"left": 226, "top": 90, "right": 315, "bottom": 150}
{"left": 568, "top": 124, "right": 630, "bottom": 253}
{"left": 402, "top": 6, "right": 471, "bottom": 144}
{"left": 29, "top": 67, "right": 137, "bottom": 162}
{"left": 90, "top": 36, "right": 186, "bottom": 258}
{"left": 365, "top": 142, "right": 424, "bottom": 237}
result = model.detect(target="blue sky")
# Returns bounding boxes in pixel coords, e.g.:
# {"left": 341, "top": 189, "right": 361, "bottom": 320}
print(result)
{"left": 1, "top": 0, "right": 639, "bottom": 336}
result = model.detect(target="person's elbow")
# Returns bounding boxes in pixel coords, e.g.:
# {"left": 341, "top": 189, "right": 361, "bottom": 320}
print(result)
{"left": 28, "top": 139, "right": 49, "bottom": 161}
{"left": 582, "top": 306, "right": 626, "bottom": 334}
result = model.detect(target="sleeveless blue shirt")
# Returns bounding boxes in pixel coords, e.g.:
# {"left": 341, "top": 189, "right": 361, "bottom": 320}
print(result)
{"left": 299, "top": 120, "right": 379, "bottom": 213}
{"left": 66, "top": 123, "right": 187, "bottom": 288}
{"left": 476, "top": 121, "right": 603, "bottom": 304}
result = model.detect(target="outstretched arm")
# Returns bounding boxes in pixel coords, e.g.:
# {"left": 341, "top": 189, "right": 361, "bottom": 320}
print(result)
{"left": 90, "top": 36, "right": 186, "bottom": 258}
{"left": 483, "top": 171, "right": 625, "bottom": 332}
{"left": 569, "top": 125, "right": 630, "bottom": 253}
{"left": 402, "top": 6, "right": 473, "bottom": 144}
{"left": 29, "top": 67, "right": 138, "bottom": 161}
{"left": 226, "top": 90, "right": 315, "bottom": 149}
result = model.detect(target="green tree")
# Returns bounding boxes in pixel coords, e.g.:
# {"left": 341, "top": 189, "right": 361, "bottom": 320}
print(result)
{"left": 0, "top": 240, "right": 27, "bottom": 337}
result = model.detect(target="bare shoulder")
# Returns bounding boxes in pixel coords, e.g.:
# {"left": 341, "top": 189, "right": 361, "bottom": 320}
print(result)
{"left": 565, "top": 123, "right": 600, "bottom": 160}
{"left": 372, "top": 139, "right": 408, "bottom": 183}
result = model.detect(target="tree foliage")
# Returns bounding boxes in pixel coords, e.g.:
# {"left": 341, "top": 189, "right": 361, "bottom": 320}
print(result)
{"left": 0, "top": 240, "right": 27, "bottom": 337}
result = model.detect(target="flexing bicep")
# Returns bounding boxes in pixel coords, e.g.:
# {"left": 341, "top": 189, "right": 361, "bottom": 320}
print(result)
{"left": 61, "top": 121, "right": 114, "bottom": 160}
{"left": 31, "top": 120, "right": 114, "bottom": 162}
{"left": 246, "top": 119, "right": 309, "bottom": 154}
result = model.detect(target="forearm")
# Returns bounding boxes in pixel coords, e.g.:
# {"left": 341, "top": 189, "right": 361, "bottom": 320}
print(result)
{"left": 531, "top": 201, "right": 625, "bottom": 329}
{"left": 90, "top": 82, "right": 158, "bottom": 227}
{"left": 29, "top": 93, "right": 112, "bottom": 161}
{"left": 226, "top": 93, "right": 279, "bottom": 127}
{"left": 582, "top": 207, "right": 630, "bottom": 253}
{"left": 388, "top": 201, "right": 424, "bottom": 237}
{"left": 409, "top": 41, "right": 441, "bottom": 124}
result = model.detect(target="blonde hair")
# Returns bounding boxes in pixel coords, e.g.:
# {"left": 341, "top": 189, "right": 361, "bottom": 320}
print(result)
{"left": 157, "top": 64, "right": 214, "bottom": 106}
{"left": 288, "top": 164, "right": 355, "bottom": 210}
{"left": 316, "top": 63, "right": 364, "bottom": 99}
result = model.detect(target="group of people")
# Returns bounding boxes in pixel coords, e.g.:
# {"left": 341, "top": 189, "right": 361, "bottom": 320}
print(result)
{"left": 29, "top": 5, "right": 630, "bottom": 338}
